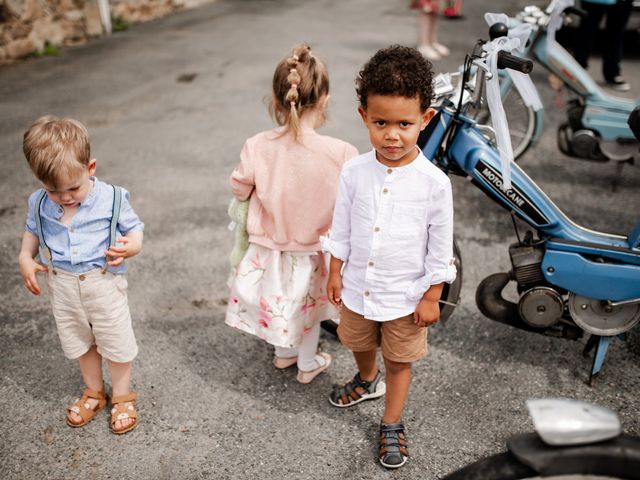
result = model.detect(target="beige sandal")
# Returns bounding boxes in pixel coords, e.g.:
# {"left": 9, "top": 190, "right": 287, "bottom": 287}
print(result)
{"left": 110, "top": 392, "right": 138, "bottom": 435}
{"left": 66, "top": 387, "right": 109, "bottom": 428}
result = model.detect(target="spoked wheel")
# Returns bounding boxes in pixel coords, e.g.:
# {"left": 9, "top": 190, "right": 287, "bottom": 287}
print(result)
{"left": 321, "top": 239, "right": 462, "bottom": 337}
{"left": 475, "top": 83, "right": 538, "bottom": 160}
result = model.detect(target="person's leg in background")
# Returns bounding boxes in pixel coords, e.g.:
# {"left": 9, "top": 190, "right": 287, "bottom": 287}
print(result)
{"left": 602, "top": 0, "right": 633, "bottom": 90}
{"left": 573, "top": 1, "right": 606, "bottom": 70}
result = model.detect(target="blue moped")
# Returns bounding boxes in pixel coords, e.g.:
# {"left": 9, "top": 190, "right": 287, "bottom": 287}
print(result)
{"left": 420, "top": 40, "right": 640, "bottom": 384}
{"left": 488, "top": 2, "right": 639, "bottom": 163}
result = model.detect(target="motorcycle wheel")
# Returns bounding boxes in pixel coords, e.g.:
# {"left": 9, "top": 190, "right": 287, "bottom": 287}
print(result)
{"left": 442, "top": 434, "right": 640, "bottom": 480}
{"left": 321, "top": 239, "right": 463, "bottom": 337}
{"left": 475, "top": 84, "right": 538, "bottom": 161}
{"left": 442, "top": 450, "right": 640, "bottom": 479}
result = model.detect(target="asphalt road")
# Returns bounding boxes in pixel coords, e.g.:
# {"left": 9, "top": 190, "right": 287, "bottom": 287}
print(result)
{"left": 1, "top": 1, "right": 639, "bottom": 479}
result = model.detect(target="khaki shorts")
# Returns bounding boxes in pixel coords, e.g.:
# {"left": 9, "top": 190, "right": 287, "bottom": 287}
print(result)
{"left": 337, "top": 306, "right": 428, "bottom": 363}
{"left": 46, "top": 268, "right": 138, "bottom": 363}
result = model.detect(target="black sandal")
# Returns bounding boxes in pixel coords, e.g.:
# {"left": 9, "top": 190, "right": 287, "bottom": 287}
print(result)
{"left": 328, "top": 370, "right": 386, "bottom": 408}
{"left": 379, "top": 422, "right": 409, "bottom": 469}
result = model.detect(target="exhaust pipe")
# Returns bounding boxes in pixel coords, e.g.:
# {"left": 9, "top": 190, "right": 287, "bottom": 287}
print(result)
{"left": 475, "top": 272, "right": 541, "bottom": 332}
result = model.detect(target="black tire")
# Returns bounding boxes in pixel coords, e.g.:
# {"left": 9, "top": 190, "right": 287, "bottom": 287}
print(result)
{"left": 441, "top": 452, "right": 536, "bottom": 480}
{"left": 443, "top": 434, "right": 640, "bottom": 480}
{"left": 439, "top": 238, "right": 462, "bottom": 323}
{"left": 321, "top": 239, "right": 463, "bottom": 336}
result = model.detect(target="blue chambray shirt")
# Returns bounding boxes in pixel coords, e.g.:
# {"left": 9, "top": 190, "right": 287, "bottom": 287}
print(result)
{"left": 25, "top": 177, "right": 144, "bottom": 274}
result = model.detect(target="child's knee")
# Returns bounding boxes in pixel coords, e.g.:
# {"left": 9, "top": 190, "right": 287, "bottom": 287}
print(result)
{"left": 383, "top": 357, "right": 411, "bottom": 374}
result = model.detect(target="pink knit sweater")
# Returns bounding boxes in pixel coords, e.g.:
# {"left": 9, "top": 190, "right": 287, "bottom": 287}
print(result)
{"left": 230, "top": 127, "right": 358, "bottom": 251}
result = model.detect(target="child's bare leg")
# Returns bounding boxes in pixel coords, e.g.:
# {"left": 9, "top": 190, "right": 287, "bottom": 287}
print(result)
{"left": 68, "top": 345, "right": 103, "bottom": 423}
{"left": 381, "top": 357, "right": 411, "bottom": 424}
{"left": 428, "top": 12, "right": 439, "bottom": 45}
{"left": 354, "top": 348, "right": 378, "bottom": 381}
{"left": 417, "top": 11, "right": 442, "bottom": 59}
{"left": 429, "top": 12, "right": 449, "bottom": 56}
{"left": 418, "top": 11, "right": 432, "bottom": 47}
{"left": 108, "top": 359, "right": 134, "bottom": 430}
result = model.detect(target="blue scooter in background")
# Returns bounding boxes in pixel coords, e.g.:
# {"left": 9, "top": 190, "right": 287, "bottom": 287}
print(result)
{"left": 490, "top": 2, "right": 640, "bottom": 163}
{"left": 419, "top": 38, "right": 640, "bottom": 384}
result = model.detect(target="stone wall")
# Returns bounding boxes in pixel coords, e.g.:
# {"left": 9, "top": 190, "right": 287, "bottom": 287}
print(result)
{"left": 0, "top": 0, "right": 211, "bottom": 64}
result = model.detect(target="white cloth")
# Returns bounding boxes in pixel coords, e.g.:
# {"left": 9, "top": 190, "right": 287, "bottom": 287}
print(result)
{"left": 483, "top": 12, "right": 544, "bottom": 191}
{"left": 483, "top": 12, "right": 543, "bottom": 112}
{"left": 321, "top": 149, "right": 456, "bottom": 322}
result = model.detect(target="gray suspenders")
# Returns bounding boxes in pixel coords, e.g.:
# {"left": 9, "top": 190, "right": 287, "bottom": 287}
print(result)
{"left": 34, "top": 189, "right": 54, "bottom": 271}
{"left": 35, "top": 185, "right": 122, "bottom": 274}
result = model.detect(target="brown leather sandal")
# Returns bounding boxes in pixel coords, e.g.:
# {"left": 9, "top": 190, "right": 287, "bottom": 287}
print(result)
{"left": 66, "top": 387, "right": 109, "bottom": 428}
{"left": 110, "top": 392, "right": 138, "bottom": 434}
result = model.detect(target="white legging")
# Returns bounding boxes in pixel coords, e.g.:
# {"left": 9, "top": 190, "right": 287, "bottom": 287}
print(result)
{"left": 274, "top": 322, "right": 321, "bottom": 371}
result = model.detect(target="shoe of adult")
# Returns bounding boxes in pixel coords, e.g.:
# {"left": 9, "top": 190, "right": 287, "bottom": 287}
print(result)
{"left": 605, "top": 76, "right": 630, "bottom": 92}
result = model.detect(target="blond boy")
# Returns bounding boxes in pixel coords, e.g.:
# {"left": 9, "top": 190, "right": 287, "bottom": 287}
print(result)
{"left": 19, "top": 116, "right": 144, "bottom": 434}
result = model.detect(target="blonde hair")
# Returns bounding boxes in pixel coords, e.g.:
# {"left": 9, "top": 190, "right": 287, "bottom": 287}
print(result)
{"left": 270, "top": 43, "right": 330, "bottom": 141}
{"left": 23, "top": 115, "right": 91, "bottom": 188}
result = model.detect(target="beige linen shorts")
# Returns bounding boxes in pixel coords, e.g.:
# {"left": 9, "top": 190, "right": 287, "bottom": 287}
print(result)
{"left": 337, "top": 305, "right": 428, "bottom": 363}
{"left": 46, "top": 268, "right": 138, "bottom": 362}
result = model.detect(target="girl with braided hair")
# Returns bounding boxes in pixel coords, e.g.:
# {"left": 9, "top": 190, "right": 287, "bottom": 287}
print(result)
{"left": 225, "top": 44, "right": 358, "bottom": 384}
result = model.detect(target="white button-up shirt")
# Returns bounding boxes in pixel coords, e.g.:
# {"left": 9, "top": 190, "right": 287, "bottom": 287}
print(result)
{"left": 321, "top": 149, "right": 456, "bottom": 321}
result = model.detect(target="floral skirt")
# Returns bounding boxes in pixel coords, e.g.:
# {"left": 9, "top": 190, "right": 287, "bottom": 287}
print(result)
{"left": 225, "top": 243, "right": 338, "bottom": 349}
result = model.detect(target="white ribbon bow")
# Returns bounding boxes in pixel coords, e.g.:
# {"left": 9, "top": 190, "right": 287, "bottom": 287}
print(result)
{"left": 482, "top": 13, "right": 543, "bottom": 191}
{"left": 546, "top": 0, "right": 575, "bottom": 50}
{"left": 484, "top": 13, "right": 543, "bottom": 112}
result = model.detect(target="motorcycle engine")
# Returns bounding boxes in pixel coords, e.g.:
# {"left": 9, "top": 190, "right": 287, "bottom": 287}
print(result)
{"left": 557, "top": 100, "right": 607, "bottom": 161}
{"left": 518, "top": 286, "right": 564, "bottom": 328}
{"left": 510, "top": 243, "right": 564, "bottom": 328}
{"left": 509, "top": 242, "right": 545, "bottom": 290}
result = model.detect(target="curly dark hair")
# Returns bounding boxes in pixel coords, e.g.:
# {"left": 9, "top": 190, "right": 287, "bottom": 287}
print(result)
{"left": 356, "top": 45, "right": 434, "bottom": 112}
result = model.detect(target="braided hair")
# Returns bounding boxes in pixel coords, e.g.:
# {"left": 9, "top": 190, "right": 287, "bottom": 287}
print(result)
{"left": 270, "top": 43, "right": 330, "bottom": 141}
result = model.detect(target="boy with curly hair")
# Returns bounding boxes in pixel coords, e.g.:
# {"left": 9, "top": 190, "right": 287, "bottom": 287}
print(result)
{"left": 322, "top": 45, "right": 456, "bottom": 468}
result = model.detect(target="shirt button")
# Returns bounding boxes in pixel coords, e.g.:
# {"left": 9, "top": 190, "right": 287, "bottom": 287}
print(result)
{"left": 364, "top": 290, "right": 370, "bottom": 297}
{"left": 382, "top": 188, "right": 389, "bottom": 194}
{"left": 368, "top": 261, "right": 374, "bottom": 267}
{"left": 79, "top": 274, "right": 86, "bottom": 281}
{"left": 387, "top": 168, "right": 393, "bottom": 174}
{"left": 69, "top": 227, "right": 75, "bottom": 233}
{"left": 374, "top": 227, "right": 380, "bottom": 232}
{"left": 72, "top": 249, "right": 78, "bottom": 255}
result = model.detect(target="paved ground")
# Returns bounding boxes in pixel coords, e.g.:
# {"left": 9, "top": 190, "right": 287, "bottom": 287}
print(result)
{"left": 1, "top": 1, "right": 639, "bottom": 478}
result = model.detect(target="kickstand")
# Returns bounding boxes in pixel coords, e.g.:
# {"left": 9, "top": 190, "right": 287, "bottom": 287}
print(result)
{"left": 586, "top": 333, "right": 627, "bottom": 386}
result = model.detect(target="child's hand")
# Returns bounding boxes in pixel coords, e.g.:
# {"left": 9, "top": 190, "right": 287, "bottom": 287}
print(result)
{"left": 105, "top": 232, "right": 143, "bottom": 267}
{"left": 19, "top": 253, "right": 48, "bottom": 295}
{"left": 413, "top": 298, "right": 440, "bottom": 328}
{"left": 327, "top": 272, "right": 343, "bottom": 307}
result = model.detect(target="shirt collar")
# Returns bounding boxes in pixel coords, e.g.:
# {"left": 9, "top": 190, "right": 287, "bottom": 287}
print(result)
{"left": 371, "top": 147, "right": 424, "bottom": 173}
{"left": 44, "top": 176, "right": 99, "bottom": 219}
{"left": 81, "top": 177, "right": 99, "bottom": 209}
